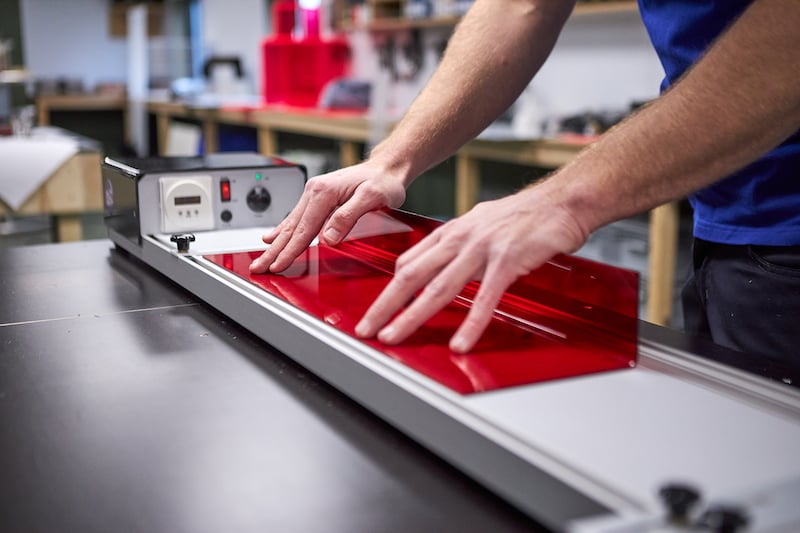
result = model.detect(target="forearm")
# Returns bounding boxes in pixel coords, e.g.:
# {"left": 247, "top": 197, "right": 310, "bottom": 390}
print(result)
{"left": 547, "top": 0, "right": 800, "bottom": 237}
{"left": 369, "top": 0, "right": 575, "bottom": 186}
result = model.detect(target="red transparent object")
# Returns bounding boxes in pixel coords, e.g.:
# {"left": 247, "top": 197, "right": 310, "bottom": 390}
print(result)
{"left": 205, "top": 210, "right": 638, "bottom": 394}
{"left": 261, "top": 1, "right": 350, "bottom": 107}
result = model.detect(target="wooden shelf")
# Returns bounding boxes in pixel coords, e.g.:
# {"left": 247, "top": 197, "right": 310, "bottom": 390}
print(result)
{"left": 339, "top": 0, "right": 637, "bottom": 32}
{"left": 571, "top": 0, "right": 639, "bottom": 16}
{"left": 108, "top": 2, "right": 165, "bottom": 37}
{"left": 342, "top": 15, "right": 460, "bottom": 32}
{"left": 36, "top": 93, "right": 128, "bottom": 125}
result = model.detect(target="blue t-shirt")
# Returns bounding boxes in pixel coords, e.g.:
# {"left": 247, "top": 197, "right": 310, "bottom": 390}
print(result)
{"left": 638, "top": 0, "right": 800, "bottom": 245}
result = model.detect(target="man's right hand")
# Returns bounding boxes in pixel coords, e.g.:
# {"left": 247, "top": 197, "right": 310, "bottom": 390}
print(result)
{"left": 249, "top": 161, "right": 407, "bottom": 274}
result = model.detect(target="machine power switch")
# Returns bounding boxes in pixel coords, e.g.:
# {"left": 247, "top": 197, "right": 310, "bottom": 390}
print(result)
{"left": 220, "top": 178, "right": 231, "bottom": 202}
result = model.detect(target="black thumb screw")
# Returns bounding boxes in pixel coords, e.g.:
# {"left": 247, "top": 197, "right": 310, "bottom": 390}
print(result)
{"left": 659, "top": 483, "right": 701, "bottom": 525}
{"left": 170, "top": 233, "right": 196, "bottom": 253}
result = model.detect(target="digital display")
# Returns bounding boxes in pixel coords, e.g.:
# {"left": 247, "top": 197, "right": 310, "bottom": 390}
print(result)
{"left": 174, "top": 195, "right": 201, "bottom": 206}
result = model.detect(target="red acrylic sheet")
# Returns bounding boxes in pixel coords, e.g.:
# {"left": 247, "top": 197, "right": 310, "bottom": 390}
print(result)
{"left": 204, "top": 209, "right": 638, "bottom": 395}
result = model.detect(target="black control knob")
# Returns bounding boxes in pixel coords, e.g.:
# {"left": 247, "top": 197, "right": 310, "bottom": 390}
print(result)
{"left": 246, "top": 186, "right": 271, "bottom": 213}
{"left": 696, "top": 505, "right": 749, "bottom": 533}
{"left": 659, "top": 483, "right": 701, "bottom": 525}
{"left": 170, "top": 233, "right": 196, "bottom": 253}
{"left": 220, "top": 209, "right": 233, "bottom": 223}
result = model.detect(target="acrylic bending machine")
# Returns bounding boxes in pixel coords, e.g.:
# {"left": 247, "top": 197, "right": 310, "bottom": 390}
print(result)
{"left": 102, "top": 154, "right": 800, "bottom": 533}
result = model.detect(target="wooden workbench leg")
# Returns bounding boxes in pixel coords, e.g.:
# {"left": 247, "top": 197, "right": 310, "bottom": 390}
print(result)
{"left": 340, "top": 141, "right": 361, "bottom": 168}
{"left": 455, "top": 153, "right": 480, "bottom": 216}
{"left": 156, "top": 113, "right": 170, "bottom": 156}
{"left": 203, "top": 120, "right": 219, "bottom": 154}
{"left": 123, "top": 108, "right": 131, "bottom": 148}
{"left": 647, "top": 201, "right": 680, "bottom": 326}
{"left": 37, "top": 101, "right": 50, "bottom": 127}
{"left": 258, "top": 127, "right": 278, "bottom": 157}
{"left": 55, "top": 215, "right": 83, "bottom": 243}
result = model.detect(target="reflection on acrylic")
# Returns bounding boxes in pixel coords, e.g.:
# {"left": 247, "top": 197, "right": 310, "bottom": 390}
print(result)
{"left": 205, "top": 209, "right": 638, "bottom": 394}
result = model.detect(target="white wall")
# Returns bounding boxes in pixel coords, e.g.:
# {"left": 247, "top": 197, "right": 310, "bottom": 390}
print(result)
{"left": 200, "top": 0, "right": 268, "bottom": 94}
{"left": 349, "top": 10, "right": 663, "bottom": 134}
{"left": 534, "top": 11, "right": 663, "bottom": 114}
{"left": 20, "top": 0, "right": 128, "bottom": 90}
{"left": 20, "top": 0, "right": 191, "bottom": 91}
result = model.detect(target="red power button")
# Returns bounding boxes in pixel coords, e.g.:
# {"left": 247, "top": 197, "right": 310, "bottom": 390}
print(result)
{"left": 220, "top": 178, "right": 231, "bottom": 202}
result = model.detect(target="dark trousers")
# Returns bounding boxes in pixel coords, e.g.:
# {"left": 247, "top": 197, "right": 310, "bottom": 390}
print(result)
{"left": 681, "top": 239, "right": 800, "bottom": 368}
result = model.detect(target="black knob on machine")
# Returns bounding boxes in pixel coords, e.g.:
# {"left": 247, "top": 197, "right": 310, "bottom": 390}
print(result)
{"left": 695, "top": 505, "right": 749, "bottom": 533}
{"left": 170, "top": 233, "right": 196, "bottom": 253}
{"left": 659, "top": 483, "right": 701, "bottom": 525}
{"left": 246, "top": 186, "right": 272, "bottom": 213}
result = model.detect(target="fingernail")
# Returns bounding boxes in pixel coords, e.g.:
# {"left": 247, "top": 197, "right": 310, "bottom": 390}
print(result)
{"left": 355, "top": 320, "right": 371, "bottom": 337}
{"left": 378, "top": 326, "right": 397, "bottom": 344}
{"left": 324, "top": 227, "right": 341, "bottom": 244}
{"left": 450, "top": 335, "right": 469, "bottom": 353}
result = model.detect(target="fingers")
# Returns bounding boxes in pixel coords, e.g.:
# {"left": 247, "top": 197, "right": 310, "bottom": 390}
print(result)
{"left": 355, "top": 238, "right": 487, "bottom": 347}
{"left": 267, "top": 188, "right": 338, "bottom": 272}
{"left": 355, "top": 215, "right": 554, "bottom": 352}
{"left": 355, "top": 258, "right": 464, "bottom": 341}
{"left": 321, "top": 177, "right": 406, "bottom": 246}
{"left": 448, "top": 261, "right": 520, "bottom": 353}
{"left": 319, "top": 197, "right": 365, "bottom": 246}
{"left": 248, "top": 194, "right": 312, "bottom": 274}
{"left": 249, "top": 177, "right": 342, "bottom": 274}
{"left": 393, "top": 222, "right": 447, "bottom": 271}
{"left": 250, "top": 171, "right": 401, "bottom": 274}
{"left": 356, "top": 252, "right": 525, "bottom": 353}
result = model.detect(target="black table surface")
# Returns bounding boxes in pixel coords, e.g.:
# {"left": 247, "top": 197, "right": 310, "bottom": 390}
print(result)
{"left": 0, "top": 240, "right": 543, "bottom": 533}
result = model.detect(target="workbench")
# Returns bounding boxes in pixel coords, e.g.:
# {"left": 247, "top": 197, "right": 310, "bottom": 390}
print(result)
{"left": 36, "top": 93, "right": 129, "bottom": 133}
{"left": 147, "top": 99, "right": 680, "bottom": 327}
{"left": 0, "top": 239, "right": 541, "bottom": 533}
{"left": 148, "top": 100, "right": 369, "bottom": 168}
{"left": 0, "top": 130, "right": 103, "bottom": 241}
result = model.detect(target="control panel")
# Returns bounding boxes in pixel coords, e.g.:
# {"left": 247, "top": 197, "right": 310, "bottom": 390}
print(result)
{"left": 131, "top": 162, "right": 306, "bottom": 236}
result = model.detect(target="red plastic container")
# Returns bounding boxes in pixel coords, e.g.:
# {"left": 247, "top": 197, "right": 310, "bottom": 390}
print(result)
{"left": 262, "top": 1, "right": 351, "bottom": 107}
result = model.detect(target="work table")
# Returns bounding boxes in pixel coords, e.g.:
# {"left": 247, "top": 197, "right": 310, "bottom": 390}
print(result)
{"left": 0, "top": 239, "right": 541, "bottom": 533}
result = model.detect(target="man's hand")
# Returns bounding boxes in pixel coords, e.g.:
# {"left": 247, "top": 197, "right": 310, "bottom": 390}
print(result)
{"left": 354, "top": 182, "right": 589, "bottom": 353}
{"left": 249, "top": 161, "right": 407, "bottom": 274}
